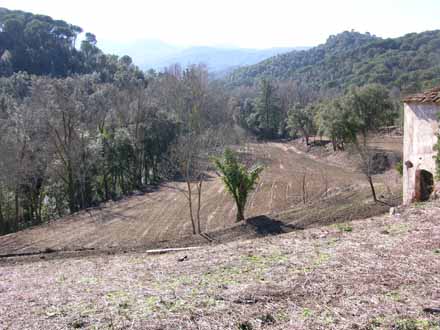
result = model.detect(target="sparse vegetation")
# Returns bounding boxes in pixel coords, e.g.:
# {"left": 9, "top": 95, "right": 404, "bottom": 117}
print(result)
{"left": 1, "top": 200, "right": 439, "bottom": 329}
{"left": 396, "top": 160, "right": 404, "bottom": 176}
{"left": 392, "top": 319, "right": 439, "bottom": 330}
{"left": 336, "top": 223, "right": 353, "bottom": 233}
{"left": 0, "top": 141, "right": 399, "bottom": 254}
{"left": 238, "top": 321, "right": 253, "bottom": 330}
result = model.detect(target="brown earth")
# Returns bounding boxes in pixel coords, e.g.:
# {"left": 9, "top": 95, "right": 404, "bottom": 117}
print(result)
{"left": 0, "top": 140, "right": 402, "bottom": 256}
{"left": 1, "top": 200, "right": 439, "bottom": 330}
{"left": 291, "top": 135, "right": 403, "bottom": 172}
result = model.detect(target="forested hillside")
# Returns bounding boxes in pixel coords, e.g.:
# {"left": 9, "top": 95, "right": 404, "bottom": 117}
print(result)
{"left": 0, "top": 7, "right": 86, "bottom": 76}
{"left": 0, "top": 66, "right": 236, "bottom": 235}
{"left": 0, "top": 7, "right": 140, "bottom": 78}
{"left": 228, "top": 30, "right": 440, "bottom": 93}
{"left": 0, "top": 8, "right": 238, "bottom": 235}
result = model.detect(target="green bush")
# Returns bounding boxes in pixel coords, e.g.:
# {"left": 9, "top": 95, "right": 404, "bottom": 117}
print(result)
{"left": 395, "top": 160, "right": 403, "bottom": 177}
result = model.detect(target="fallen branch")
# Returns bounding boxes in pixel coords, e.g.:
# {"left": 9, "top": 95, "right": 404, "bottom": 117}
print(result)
{"left": 0, "top": 247, "right": 95, "bottom": 259}
{"left": 145, "top": 246, "right": 201, "bottom": 255}
{"left": 200, "top": 232, "right": 217, "bottom": 242}
{"left": 423, "top": 307, "right": 440, "bottom": 314}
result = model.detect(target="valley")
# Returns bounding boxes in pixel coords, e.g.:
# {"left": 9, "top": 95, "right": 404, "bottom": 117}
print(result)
{"left": 1, "top": 4, "right": 439, "bottom": 329}
{"left": 0, "top": 138, "right": 401, "bottom": 257}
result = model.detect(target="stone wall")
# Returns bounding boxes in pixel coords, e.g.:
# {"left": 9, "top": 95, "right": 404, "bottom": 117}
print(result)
{"left": 403, "top": 102, "right": 440, "bottom": 204}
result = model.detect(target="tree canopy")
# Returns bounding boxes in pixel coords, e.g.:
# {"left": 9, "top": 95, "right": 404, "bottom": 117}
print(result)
{"left": 0, "top": 7, "right": 85, "bottom": 76}
{"left": 228, "top": 30, "right": 440, "bottom": 93}
{"left": 0, "top": 7, "right": 142, "bottom": 79}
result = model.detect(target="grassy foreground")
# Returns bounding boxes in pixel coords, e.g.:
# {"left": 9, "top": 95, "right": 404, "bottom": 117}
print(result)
{"left": 1, "top": 202, "right": 439, "bottom": 330}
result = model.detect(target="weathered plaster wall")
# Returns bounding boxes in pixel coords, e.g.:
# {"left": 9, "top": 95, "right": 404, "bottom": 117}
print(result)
{"left": 403, "top": 102, "right": 440, "bottom": 204}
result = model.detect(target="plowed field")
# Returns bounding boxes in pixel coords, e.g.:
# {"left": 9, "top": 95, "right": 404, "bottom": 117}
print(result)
{"left": 0, "top": 141, "right": 399, "bottom": 255}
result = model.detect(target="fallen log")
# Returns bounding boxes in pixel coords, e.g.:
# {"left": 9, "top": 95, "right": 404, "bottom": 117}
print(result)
{"left": 145, "top": 246, "right": 201, "bottom": 255}
{"left": 423, "top": 307, "right": 440, "bottom": 314}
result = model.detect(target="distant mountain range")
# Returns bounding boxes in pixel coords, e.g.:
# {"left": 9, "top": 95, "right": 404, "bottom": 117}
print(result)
{"left": 100, "top": 39, "right": 307, "bottom": 73}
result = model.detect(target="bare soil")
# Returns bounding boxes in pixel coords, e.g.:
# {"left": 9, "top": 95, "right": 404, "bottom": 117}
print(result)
{"left": 1, "top": 201, "right": 439, "bottom": 329}
{"left": 0, "top": 140, "right": 402, "bottom": 256}
{"left": 3, "top": 136, "right": 434, "bottom": 330}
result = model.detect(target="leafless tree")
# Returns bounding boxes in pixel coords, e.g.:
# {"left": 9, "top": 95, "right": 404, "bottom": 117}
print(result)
{"left": 352, "top": 139, "right": 379, "bottom": 203}
{"left": 0, "top": 64, "right": 234, "bottom": 235}
{"left": 168, "top": 129, "right": 224, "bottom": 235}
{"left": 301, "top": 169, "right": 308, "bottom": 204}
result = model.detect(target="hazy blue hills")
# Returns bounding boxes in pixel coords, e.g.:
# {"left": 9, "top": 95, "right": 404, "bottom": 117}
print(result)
{"left": 100, "top": 39, "right": 306, "bottom": 72}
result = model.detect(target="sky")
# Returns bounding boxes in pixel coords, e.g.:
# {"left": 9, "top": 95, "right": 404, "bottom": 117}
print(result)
{"left": 1, "top": 0, "right": 440, "bottom": 49}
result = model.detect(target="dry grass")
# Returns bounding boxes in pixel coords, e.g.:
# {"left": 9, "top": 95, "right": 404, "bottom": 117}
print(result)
{"left": 1, "top": 201, "right": 439, "bottom": 329}
{"left": 0, "top": 136, "right": 417, "bottom": 329}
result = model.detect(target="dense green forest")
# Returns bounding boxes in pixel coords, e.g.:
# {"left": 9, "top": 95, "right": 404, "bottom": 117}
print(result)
{"left": 0, "top": 7, "right": 85, "bottom": 76}
{"left": 0, "top": 7, "right": 143, "bottom": 79}
{"left": 228, "top": 30, "right": 440, "bottom": 93}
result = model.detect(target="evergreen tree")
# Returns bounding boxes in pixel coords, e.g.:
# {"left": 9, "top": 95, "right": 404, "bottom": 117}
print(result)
{"left": 256, "top": 79, "right": 281, "bottom": 139}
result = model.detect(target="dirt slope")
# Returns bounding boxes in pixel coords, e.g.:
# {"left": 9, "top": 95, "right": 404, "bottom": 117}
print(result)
{"left": 1, "top": 201, "right": 439, "bottom": 330}
{"left": 0, "top": 141, "right": 398, "bottom": 255}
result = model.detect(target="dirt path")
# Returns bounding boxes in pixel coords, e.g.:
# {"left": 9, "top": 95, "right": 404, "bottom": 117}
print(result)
{"left": 0, "top": 142, "right": 371, "bottom": 255}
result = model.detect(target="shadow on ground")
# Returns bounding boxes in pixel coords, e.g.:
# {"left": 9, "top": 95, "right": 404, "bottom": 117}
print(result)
{"left": 245, "top": 215, "right": 303, "bottom": 235}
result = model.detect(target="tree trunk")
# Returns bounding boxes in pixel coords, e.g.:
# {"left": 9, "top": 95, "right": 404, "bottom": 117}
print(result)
{"left": 301, "top": 172, "right": 307, "bottom": 204}
{"left": 236, "top": 204, "right": 245, "bottom": 222}
{"left": 0, "top": 190, "right": 4, "bottom": 234}
{"left": 120, "top": 174, "right": 126, "bottom": 194}
{"left": 112, "top": 173, "right": 117, "bottom": 199}
{"left": 186, "top": 180, "right": 196, "bottom": 235}
{"left": 367, "top": 175, "right": 378, "bottom": 202}
{"left": 67, "top": 163, "right": 76, "bottom": 214}
{"left": 14, "top": 188, "right": 19, "bottom": 231}
{"left": 196, "top": 178, "right": 203, "bottom": 234}
{"left": 354, "top": 139, "right": 377, "bottom": 203}
{"left": 234, "top": 188, "right": 245, "bottom": 222}
{"left": 144, "top": 161, "right": 149, "bottom": 185}
{"left": 332, "top": 138, "right": 337, "bottom": 152}
{"left": 36, "top": 192, "right": 43, "bottom": 224}
{"left": 152, "top": 157, "right": 158, "bottom": 183}
{"left": 104, "top": 173, "right": 109, "bottom": 201}
{"left": 34, "top": 180, "right": 44, "bottom": 224}
{"left": 29, "top": 198, "right": 34, "bottom": 224}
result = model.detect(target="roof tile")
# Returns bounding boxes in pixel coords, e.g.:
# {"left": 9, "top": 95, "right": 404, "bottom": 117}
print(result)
{"left": 403, "top": 87, "right": 440, "bottom": 103}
